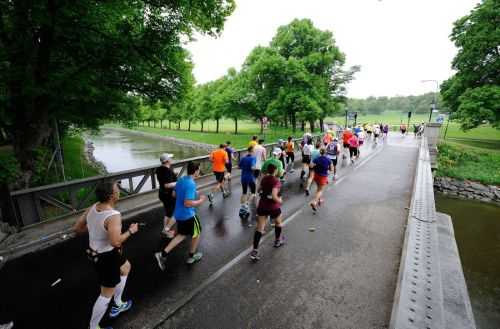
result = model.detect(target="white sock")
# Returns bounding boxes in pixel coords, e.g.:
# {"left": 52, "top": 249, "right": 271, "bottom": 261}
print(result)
{"left": 114, "top": 275, "right": 128, "bottom": 306}
{"left": 89, "top": 295, "right": 111, "bottom": 329}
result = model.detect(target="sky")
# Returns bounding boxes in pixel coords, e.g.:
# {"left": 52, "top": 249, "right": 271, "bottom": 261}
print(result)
{"left": 186, "top": 0, "right": 480, "bottom": 98}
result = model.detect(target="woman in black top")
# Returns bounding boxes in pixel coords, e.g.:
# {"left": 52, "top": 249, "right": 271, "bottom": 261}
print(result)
{"left": 156, "top": 153, "right": 177, "bottom": 238}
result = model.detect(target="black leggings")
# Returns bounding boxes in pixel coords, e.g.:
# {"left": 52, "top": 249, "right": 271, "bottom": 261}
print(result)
{"left": 286, "top": 152, "right": 295, "bottom": 164}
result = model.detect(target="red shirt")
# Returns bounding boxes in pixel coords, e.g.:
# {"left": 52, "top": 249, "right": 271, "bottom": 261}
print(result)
{"left": 343, "top": 131, "right": 353, "bottom": 144}
{"left": 258, "top": 175, "right": 281, "bottom": 210}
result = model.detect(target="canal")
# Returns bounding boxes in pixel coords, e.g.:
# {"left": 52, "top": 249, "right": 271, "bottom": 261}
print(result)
{"left": 436, "top": 194, "right": 500, "bottom": 329}
{"left": 87, "top": 128, "right": 207, "bottom": 173}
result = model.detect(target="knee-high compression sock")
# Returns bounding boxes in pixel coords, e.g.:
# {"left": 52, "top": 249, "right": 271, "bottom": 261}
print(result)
{"left": 114, "top": 275, "right": 128, "bottom": 306}
{"left": 89, "top": 295, "right": 111, "bottom": 329}
{"left": 274, "top": 226, "right": 282, "bottom": 240}
{"left": 253, "top": 231, "right": 262, "bottom": 250}
{"left": 300, "top": 170, "right": 305, "bottom": 179}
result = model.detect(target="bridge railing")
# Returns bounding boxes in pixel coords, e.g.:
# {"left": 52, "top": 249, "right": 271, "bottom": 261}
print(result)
{"left": 9, "top": 137, "right": 312, "bottom": 228}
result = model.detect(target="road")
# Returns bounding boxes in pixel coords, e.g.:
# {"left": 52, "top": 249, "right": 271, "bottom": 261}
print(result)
{"left": 0, "top": 134, "right": 418, "bottom": 329}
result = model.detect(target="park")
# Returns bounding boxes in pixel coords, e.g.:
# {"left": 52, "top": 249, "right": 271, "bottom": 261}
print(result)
{"left": 0, "top": 1, "right": 499, "bottom": 329}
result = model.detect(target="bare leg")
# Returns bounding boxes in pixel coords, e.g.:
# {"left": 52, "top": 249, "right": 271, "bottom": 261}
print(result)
{"left": 164, "top": 234, "right": 186, "bottom": 253}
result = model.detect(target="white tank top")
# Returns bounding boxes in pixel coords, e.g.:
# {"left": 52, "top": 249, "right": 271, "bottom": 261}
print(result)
{"left": 86, "top": 204, "right": 120, "bottom": 253}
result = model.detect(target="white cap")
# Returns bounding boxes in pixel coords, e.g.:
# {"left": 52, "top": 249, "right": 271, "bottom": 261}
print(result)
{"left": 160, "top": 153, "right": 174, "bottom": 163}
{"left": 272, "top": 147, "right": 282, "bottom": 156}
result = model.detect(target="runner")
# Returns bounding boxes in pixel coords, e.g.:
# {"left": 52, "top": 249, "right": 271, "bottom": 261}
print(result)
{"left": 277, "top": 139, "right": 287, "bottom": 177}
{"left": 400, "top": 123, "right": 407, "bottom": 136}
{"left": 383, "top": 124, "right": 389, "bottom": 139}
{"left": 357, "top": 130, "right": 365, "bottom": 157}
{"left": 208, "top": 144, "right": 229, "bottom": 206}
{"left": 253, "top": 139, "right": 267, "bottom": 183}
{"left": 249, "top": 135, "right": 258, "bottom": 148}
{"left": 322, "top": 130, "right": 333, "bottom": 146}
{"left": 325, "top": 138, "right": 340, "bottom": 180}
{"left": 156, "top": 153, "right": 177, "bottom": 239}
{"left": 366, "top": 124, "right": 373, "bottom": 141}
{"left": 348, "top": 133, "right": 360, "bottom": 164}
{"left": 238, "top": 146, "right": 257, "bottom": 219}
{"left": 374, "top": 124, "right": 381, "bottom": 144}
{"left": 73, "top": 180, "right": 139, "bottom": 329}
{"left": 262, "top": 147, "right": 285, "bottom": 181}
{"left": 300, "top": 138, "right": 314, "bottom": 181}
{"left": 155, "top": 162, "right": 207, "bottom": 270}
{"left": 224, "top": 141, "right": 237, "bottom": 181}
{"left": 342, "top": 128, "right": 353, "bottom": 159}
{"left": 285, "top": 136, "right": 295, "bottom": 173}
{"left": 309, "top": 148, "right": 333, "bottom": 213}
{"left": 250, "top": 163, "right": 284, "bottom": 261}
{"left": 304, "top": 141, "right": 322, "bottom": 196}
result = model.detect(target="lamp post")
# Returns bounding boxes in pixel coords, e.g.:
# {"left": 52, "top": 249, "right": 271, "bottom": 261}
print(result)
{"left": 421, "top": 79, "right": 439, "bottom": 123}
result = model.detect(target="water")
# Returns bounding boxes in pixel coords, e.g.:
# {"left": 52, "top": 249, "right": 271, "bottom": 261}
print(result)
{"left": 87, "top": 128, "right": 206, "bottom": 173}
{"left": 436, "top": 194, "right": 500, "bottom": 329}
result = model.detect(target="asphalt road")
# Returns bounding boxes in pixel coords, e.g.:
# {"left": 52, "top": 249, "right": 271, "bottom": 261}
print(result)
{"left": 0, "top": 134, "right": 418, "bottom": 329}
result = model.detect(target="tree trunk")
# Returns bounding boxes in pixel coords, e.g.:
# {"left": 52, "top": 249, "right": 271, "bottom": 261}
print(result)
{"left": 177, "top": 121, "right": 181, "bottom": 130}
{"left": 216, "top": 118, "right": 220, "bottom": 133}
{"left": 148, "top": 121, "right": 151, "bottom": 127}
{"left": 234, "top": 118, "right": 238, "bottom": 134}
{"left": 188, "top": 120, "right": 192, "bottom": 131}
{"left": 319, "top": 118, "right": 324, "bottom": 132}
{"left": 201, "top": 121, "right": 204, "bottom": 132}
{"left": 309, "top": 120, "right": 315, "bottom": 133}
{"left": 160, "top": 120, "right": 163, "bottom": 128}
{"left": 284, "top": 114, "right": 288, "bottom": 128}
{"left": 301, "top": 121, "right": 305, "bottom": 132}
{"left": 292, "top": 113, "right": 297, "bottom": 132}
{"left": 260, "top": 118, "right": 264, "bottom": 134}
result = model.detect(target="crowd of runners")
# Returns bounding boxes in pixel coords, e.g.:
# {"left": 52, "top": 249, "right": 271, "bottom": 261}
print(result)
{"left": 73, "top": 123, "right": 392, "bottom": 329}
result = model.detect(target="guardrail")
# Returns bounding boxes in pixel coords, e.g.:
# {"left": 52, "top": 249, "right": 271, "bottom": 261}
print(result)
{"left": 8, "top": 137, "right": 316, "bottom": 228}
{"left": 389, "top": 137, "right": 475, "bottom": 329}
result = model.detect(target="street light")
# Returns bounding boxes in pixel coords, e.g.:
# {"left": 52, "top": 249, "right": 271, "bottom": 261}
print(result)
{"left": 421, "top": 79, "right": 439, "bottom": 123}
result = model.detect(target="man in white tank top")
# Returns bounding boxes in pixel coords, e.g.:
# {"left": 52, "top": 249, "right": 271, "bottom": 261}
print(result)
{"left": 74, "top": 181, "right": 139, "bottom": 329}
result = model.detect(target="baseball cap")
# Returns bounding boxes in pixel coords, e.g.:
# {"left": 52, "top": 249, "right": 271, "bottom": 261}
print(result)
{"left": 160, "top": 153, "right": 174, "bottom": 163}
{"left": 272, "top": 147, "right": 282, "bottom": 156}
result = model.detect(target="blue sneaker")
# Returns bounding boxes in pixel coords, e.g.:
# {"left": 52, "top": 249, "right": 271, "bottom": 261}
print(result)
{"left": 109, "top": 300, "right": 132, "bottom": 318}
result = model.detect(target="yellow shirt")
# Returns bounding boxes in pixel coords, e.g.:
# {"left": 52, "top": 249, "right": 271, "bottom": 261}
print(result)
{"left": 249, "top": 140, "right": 257, "bottom": 148}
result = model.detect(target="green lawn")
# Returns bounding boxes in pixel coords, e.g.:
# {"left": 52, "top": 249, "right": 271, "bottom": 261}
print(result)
{"left": 436, "top": 142, "right": 500, "bottom": 185}
{"left": 62, "top": 134, "right": 101, "bottom": 180}
{"left": 107, "top": 123, "right": 309, "bottom": 149}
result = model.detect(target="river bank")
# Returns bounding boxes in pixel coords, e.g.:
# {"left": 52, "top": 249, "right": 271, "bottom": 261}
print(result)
{"left": 434, "top": 176, "right": 500, "bottom": 204}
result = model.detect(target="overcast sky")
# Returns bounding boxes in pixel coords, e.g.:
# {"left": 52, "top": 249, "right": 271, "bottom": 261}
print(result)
{"left": 186, "top": 0, "right": 480, "bottom": 98}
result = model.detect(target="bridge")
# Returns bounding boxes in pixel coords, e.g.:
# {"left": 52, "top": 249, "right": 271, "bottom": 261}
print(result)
{"left": 0, "top": 128, "right": 475, "bottom": 329}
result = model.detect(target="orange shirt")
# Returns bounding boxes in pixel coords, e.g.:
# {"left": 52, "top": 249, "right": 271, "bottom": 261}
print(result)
{"left": 285, "top": 141, "right": 294, "bottom": 153}
{"left": 343, "top": 131, "right": 353, "bottom": 144}
{"left": 211, "top": 149, "right": 228, "bottom": 172}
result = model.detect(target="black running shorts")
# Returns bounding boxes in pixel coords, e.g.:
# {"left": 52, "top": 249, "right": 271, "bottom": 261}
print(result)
{"left": 225, "top": 163, "right": 232, "bottom": 173}
{"left": 242, "top": 181, "right": 256, "bottom": 195}
{"left": 349, "top": 147, "right": 358, "bottom": 158}
{"left": 330, "top": 158, "right": 338, "bottom": 166}
{"left": 256, "top": 207, "right": 281, "bottom": 219}
{"left": 213, "top": 171, "right": 225, "bottom": 183}
{"left": 159, "top": 194, "right": 175, "bottom": 218}
{"left": 302, "top": 155, "right": 311, "bottom": 164}
{"left": 94, "top": 248, "right": 127, "bottom": 288}
{"left": 176, "top": 215, "right": 202, "bottom": 237}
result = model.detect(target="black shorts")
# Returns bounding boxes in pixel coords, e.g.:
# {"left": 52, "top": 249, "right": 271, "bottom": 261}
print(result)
{"left": 401, "top": 129, "right": 406, "bottom": 134}
{"left": 367, "top": 131, "right": 372, "bottom": 134}
{"left": 176, "top": 215, "right": 202, "bottom": 237}
{"left": 330, "top": 158, "right": 338, "bottom": 166}
{"left": 343, "top": 142, "right": 349, "bottom": 148}
{"left": 256, "top": 207, "right": 281, "bottom": 219}
{"left": 374, "top": 133, "right": 380, "bottom": 138}
{"left": 302, "top": 155, "right": 311, "bottom": 164}
{"left": 214, "top": 171, "right": 225, "bottom": 183}
{"left": 242, "top": 181, "right": 256, "bottom": 194}
{"left": 225, "top": 163, "right": 232, "bottom": 173}
{"left": 253, "top": 169, "right": 261, "bottom": 179}
{"left": 94, "top": 248, "right": 127, "bottom": 288}
{"left": 349, "top": 147, "right": 358, "bottom": 158}
{"left": 159, "top": 194, "right": 175, "bottom": 218}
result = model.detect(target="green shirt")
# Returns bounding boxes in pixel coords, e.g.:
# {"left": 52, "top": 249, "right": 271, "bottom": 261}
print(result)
{"left": 262, "top": 157, "right": 284, "bottom": 177}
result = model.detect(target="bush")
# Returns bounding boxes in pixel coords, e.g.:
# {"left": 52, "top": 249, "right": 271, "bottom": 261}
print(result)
{"left": 0, "top": 151, "right": 21, "bottom": 186}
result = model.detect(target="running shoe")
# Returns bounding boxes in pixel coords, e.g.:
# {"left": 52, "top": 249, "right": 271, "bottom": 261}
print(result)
{"left": 250, "top": 249, "right": 260, "bottom": 261}
{"left": 274, "top": 237, "right": 285, "bottom": 248}
{"left": 186, "top": 252, "right": 203, "bottom": 264}
{"left": 207, "top": 192, "right": 214, "bottom": 204}
{"left": 310, "top": 202, "right": 317, "bottom": 212}
{"left": 305, "top": 189, "right": 310, "bottom": 196}
{"left": 222, "top": 191, "right": 230, "bottom": 199}
{"left": 154, "top": 252, "right": 167, "bottom": 271}
{"left": 0, "top": 322, "right": 13, "bottom": 329}
{"left": 109, "top": 300, "right": 132, "bottom": 318}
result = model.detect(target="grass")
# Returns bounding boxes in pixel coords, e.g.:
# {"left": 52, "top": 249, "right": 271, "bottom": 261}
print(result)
{"left": 62, "top": 134, "right": 101, "bottom": 181}
{"left": 106, "top": 123, "right": 310, "bottom": 149}
{"left": 435, "top": 142, "right": 500, "bottom": 186}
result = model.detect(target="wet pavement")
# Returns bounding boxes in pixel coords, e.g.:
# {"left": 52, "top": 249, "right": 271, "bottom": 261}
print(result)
{"left": 0, "top": 134, "right": 418, "bottom": 329}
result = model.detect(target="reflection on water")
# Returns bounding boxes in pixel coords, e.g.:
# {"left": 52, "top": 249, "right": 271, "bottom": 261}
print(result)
{"left": 436, "top": 194, "right": 500, "bottom": 329}
{"left": 87, "top": 128, "right": 205, "bottom": 173}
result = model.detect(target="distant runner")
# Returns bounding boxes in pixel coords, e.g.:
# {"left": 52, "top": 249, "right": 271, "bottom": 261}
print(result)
{"left": 374, "top": 125, "right": 381, "bottom": 144}
{"left": 238, "top": 146, "right": 257, "bottom": 219}
{"left": 253, "top": 139, "right": 267, "bottom": 182}
{"left": 342, "top": 128, "right": 353, "bottom": 159}
{"left": 305, "top": 141, "right": 322, "bottom": 196}
{"left": 250, "top": 163, "right": 284, "bottom": 261}
{"left": 285, "top": 136, "right": 295, "bottom": 173}
{"left": 156, "top": 153, "right": 177, "bottom": 238}
{"left": 208, "top": 144, "right": 229, "bottom": 206}
{"left": 155, "top": 162, "right": 207, "bottom": 270}
{"left": 224, "top": 141, "right": 237, "bottom": 181}
{"left": 249, "top": 135, "right": 258, "bottom": 148}
{"left": 73, "top": 181, "right": 139, "bottom": 329}
{"left": 262, "top": 148, "right": 285, "bottom": 182}
{"left": 309, "top": 148, "right": 333, "bottom": 213}
{"left": 325, "top": 138, "right": 340, "bottom": 180}
{"left": 300, "top": 138, "right": 314, "bottom": 181}
{"left": 348, "top": 133, "right": 360, "bottom": 164}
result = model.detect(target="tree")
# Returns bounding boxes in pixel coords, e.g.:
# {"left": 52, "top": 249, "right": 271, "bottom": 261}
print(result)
{"left": 441, "top": 0, "right": 500, "bottom": 129}
{"left": 0, "top": 0, "right": 235, "bottom": 187}
{"left": 218, "top": 68, "right": 251, "bottom": 134}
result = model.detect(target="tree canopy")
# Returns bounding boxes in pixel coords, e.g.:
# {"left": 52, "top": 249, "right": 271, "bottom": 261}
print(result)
{"left": 440, "top": 0, "right": 500, "bottom": 130}
{"left": 0, "top": 0, "right": 235, "bottom": 186}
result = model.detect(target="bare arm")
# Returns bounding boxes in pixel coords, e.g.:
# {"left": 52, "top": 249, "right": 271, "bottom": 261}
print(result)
{"left": 271, "top": 187, "right": 282, "bottom": 204}
{"left": 184, "top": 194, "right": 207, "bottom": 208}
{"left": 73, "top": 206, "right": 91, "bottom": 234}
{"left": 106, "top": 215, "right": 138, "bottom": 248}
{"left": 164, "top": 182, "right": 176, "bottom": 189}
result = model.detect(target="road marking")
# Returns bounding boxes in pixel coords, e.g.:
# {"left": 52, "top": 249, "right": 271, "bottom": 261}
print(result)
{"left": 152, "top": 143, "right": 386, "bottom": 328}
